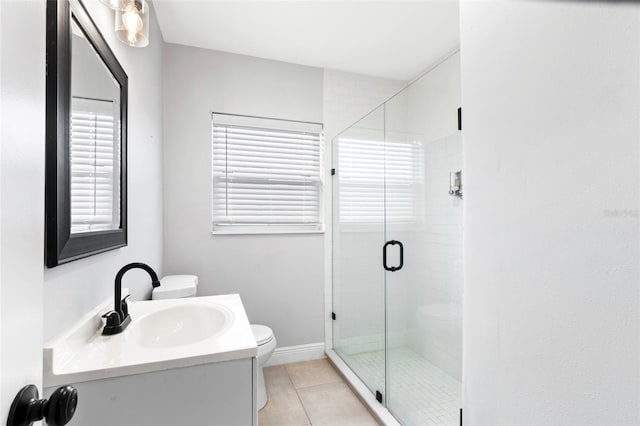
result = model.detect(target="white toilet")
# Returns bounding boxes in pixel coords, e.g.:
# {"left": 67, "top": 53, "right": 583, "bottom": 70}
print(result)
{"left": 151, "top": 275, "right": 199, "bottom": 300}
{"left": 250, "top": 324, "right": 277, "bottom": 409}
{"left": 152, "top": 275, "right": 277, "bottom": 410}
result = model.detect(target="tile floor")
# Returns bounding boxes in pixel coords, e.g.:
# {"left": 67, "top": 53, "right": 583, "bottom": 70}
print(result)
{"left": 342, "top": 347, "right": 461, "bottom": 425}
{"left": 258, "top": 358, "right": 381, "bottom": 426}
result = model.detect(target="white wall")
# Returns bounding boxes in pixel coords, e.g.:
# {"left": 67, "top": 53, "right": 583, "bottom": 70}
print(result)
{"left": 44, "top": 0, "right": 165, "bottom": 342}
{"left": 0, "top": 1, "right": 46, "bottom": 420}
{"left": 163, "top": 44, "right": 325, "bottom": 348}
{"left": 461, "top": 1, "right": 639, "bottom": 424}
{"left": 323, "top": 70, "right": 406, "bottom": 141}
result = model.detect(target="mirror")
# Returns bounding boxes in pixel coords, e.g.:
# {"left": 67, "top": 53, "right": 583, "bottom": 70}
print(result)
{"left": 46, "top": 0, "right": 128, "bottom": 267}
{"left": 70, "top": 17, "right": 121, "bottom": 234}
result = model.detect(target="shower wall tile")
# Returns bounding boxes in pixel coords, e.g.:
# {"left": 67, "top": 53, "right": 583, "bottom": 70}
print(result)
{"left": 409, "top": 133, "right": 463, "bottom": 380}
{"left": 404, "top": 53, "right": 463, "bottom": 380}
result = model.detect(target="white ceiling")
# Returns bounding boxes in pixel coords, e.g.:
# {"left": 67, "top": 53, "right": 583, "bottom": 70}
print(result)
{"left": 152, "top": 1, "right": 460, "bottom": 81}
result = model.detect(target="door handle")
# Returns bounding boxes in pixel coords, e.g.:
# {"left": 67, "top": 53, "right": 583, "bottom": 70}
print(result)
{"left": 7, "top": 384, "right": 77, "bottom": 426}
{"left": 383, "top": 240, "right": 404, "bottom": 272}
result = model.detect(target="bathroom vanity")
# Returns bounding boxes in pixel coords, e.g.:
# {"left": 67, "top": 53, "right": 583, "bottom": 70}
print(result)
{"left": 43, "top": 294, "right": 258, "bottom": 426}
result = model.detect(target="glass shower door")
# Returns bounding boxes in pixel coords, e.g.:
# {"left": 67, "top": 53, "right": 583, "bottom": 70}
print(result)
{"left": 384, "top": 81, "right": 463, "bottom": 425}
{"left": 332, "top": 52, "right": 463, "bottom": 426}
{"left": 332, "top": 105, "right": 386, "bottom": 398}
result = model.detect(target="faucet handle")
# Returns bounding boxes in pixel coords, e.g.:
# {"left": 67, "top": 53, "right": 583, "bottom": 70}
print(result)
{"left": 102, "top": 310, "right": 121, "bottom": 328}
{"left": 102, "top": 310, "right": 125, "bottom": 336}
{"left": 121, "top": 295, "right": 131, "bottom": 318}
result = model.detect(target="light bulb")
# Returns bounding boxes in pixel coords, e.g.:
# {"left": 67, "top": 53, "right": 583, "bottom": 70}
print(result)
{"left": 115, "top": 0, "right": 149, "bottom": 47}
{"left": 122, "top": 6, "right": 143, "bottom": 44}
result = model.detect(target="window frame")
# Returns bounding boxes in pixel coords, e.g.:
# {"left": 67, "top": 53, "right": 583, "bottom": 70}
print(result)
{"left": 70, "top": 96, "right": 120, "bottom": 234}
{"left": 210, "top": 112, "right": 324, "bottom": 235}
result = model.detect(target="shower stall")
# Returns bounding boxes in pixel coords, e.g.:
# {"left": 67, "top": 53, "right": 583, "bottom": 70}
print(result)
{"left": 329, "top": 52, "right": 462, "bottom": 425}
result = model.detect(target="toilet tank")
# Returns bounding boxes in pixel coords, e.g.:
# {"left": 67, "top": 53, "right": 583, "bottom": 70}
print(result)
{"left": 152, "top": 275, "right": 198, "bottom": 300}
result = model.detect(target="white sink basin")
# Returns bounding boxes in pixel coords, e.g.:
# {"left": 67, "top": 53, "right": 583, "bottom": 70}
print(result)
{"left": 131, "top": 302, "right": 234, "bottom": 349}
{"left": 44, "top": 294, "right": 257, "bottom": 387}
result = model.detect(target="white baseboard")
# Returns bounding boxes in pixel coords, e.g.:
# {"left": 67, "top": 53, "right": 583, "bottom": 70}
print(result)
{"left": 264, "top": 342, "right": 325, "bottom": 367}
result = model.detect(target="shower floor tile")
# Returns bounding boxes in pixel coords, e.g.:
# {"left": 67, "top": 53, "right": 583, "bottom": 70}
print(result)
{"left": 341, "top": 347, "right": 461, "bottom": 426}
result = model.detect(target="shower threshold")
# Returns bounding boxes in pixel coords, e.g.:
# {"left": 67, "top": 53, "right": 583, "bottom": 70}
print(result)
{"left": 326, "top": 349, "right": 401, "bottom": 426}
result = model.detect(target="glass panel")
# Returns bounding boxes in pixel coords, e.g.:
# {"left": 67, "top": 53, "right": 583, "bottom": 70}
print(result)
{"left": 385, "top": 65, "right": 463, "bottom": 425}
{"left": 333, "top": 105, "right": 386, "bottom": 396}
{"left": 70, "top": 17, "right": 121, "bottom": 234}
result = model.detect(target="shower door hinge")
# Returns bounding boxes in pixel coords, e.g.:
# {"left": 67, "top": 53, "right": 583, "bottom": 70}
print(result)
{"left": 375, "top": 390, "right": 383, "bottom": 403}
{"left": 458, "top": 107, "right": 462, "bottom": 131}
{"left": 331, "top": 168, "right": 336, "bottom": 176}
{"left": 331, "top": 312, "right": 336, "bottom": 320}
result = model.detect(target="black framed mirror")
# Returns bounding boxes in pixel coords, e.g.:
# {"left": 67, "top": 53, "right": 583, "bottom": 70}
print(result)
{"left": 46, "top": 0, "right": 128, "bottom": 267}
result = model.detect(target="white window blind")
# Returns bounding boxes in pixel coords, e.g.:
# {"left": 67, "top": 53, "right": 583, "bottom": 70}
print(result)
{"left": 211, "top": 113, "right": 324, "bottom": 234}
{"left": 337, "top": 136, "right": 424, "bottom": 224}
{"left": 70, "top": 97, "right": 120, "bottom": 233}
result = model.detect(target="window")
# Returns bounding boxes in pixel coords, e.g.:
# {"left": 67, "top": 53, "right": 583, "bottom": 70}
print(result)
{"left": 337, "top": 135, "right": 424, "bottom": 224}
{"left": 211, "top": 113, "right": 324, "bottom": 234}
{"left": 70, "top": 96, "right": 120, "bottom": 233}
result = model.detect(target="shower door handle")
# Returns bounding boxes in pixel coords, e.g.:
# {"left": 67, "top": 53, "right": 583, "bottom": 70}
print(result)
{"left": 383, "top": 240, "right": 404, "bottom": 272}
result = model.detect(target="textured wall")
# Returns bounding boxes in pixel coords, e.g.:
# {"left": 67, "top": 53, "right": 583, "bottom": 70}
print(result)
{"left": 461, "top": 2, "right": 640, "bottom": 424}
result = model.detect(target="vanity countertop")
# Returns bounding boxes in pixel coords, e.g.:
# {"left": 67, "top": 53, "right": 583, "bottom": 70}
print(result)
{"left": 44, "top": 294, "right": 258, "bottom": 387}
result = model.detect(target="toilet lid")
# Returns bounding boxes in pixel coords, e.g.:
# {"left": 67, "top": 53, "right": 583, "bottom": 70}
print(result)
{"left": 251, "top": 324, "right": 274, "bottom": 345}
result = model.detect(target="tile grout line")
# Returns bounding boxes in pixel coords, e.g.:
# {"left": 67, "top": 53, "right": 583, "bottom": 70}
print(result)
{"left": 264, "top": 360, "right": 380, "bottom": 426}
{"left": 289, "top": 377, "right": 344, "bottom": 391}
{"left": 284, "top": 365, "right": 315, "bottom": 426}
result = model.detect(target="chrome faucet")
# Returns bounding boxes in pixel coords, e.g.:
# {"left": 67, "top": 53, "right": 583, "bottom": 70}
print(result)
{"left": 102, "top": 262, "right": 161, "bottom": 335}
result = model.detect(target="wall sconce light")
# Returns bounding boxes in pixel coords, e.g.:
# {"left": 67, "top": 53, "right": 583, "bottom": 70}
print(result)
{"left": 114, "top": 0, "right": 149, "bottom": 48}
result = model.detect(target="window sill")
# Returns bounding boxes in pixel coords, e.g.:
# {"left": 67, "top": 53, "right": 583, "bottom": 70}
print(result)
{"left": 211, "top": 226, "right": 325, "bottom": 236}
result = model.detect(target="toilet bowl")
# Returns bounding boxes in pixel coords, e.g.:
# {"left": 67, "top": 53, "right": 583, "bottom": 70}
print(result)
{"left": 251, "top": 324, "right": 277, "bottom": 410}
{"left": 154, "top": 276, "right": 277, "bottom": 410}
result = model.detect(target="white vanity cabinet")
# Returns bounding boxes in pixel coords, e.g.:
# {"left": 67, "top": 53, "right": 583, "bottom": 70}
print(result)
{"left": 43, "top": 294, "right": 259, "bottom": 426}
{"left": 45, "top": 357, "right": 258, "bottom": 426}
